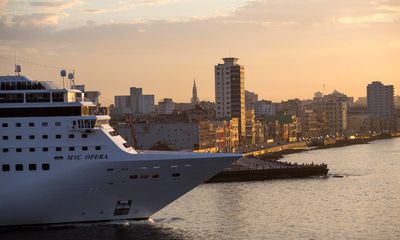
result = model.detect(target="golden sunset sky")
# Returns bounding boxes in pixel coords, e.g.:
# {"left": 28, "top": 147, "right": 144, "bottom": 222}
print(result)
{"left": 0, "top": 0, "right": 399, "bottom": 105}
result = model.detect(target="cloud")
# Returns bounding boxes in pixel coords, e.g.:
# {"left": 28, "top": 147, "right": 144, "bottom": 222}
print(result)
{"left": 338, "top": 13, "right": 399, "bottom": 24}
{"left": 30, "top": 0, "right": 83, "bottom": 10}
{"left": 12, "top": 13, "right": 66, "bottom": 27}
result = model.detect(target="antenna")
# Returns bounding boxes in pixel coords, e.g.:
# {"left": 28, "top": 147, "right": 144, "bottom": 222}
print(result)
{"left": 229, "top": 48, "right": 231, "bottom": 58}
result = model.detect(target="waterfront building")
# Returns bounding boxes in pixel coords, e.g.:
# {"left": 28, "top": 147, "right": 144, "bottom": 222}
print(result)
{"left": 214, "top": 118, "right": 239, "bottom": 153}
{"left": 245, "top": 109, "right": 256, "bottom": 145}
{"left": 262, "top": 112, "right": 298, "bottom": 143}
{"left": 245, "top": 90, "right": 258, "bottom": 110}
{"left": 312, "top": 91, "right": 348, "bottom": 136}
{"left": 367, "top": 81, "right": 395, "bottom": 127}
{"left": 298, "top": 109, "right": 321, "bottom": 138}
{"left": 254, "top": 100, "right": 275, "bottom": 118}
{"left": 215, "top": 57, "right": 246, "bottom": 140}
{"left": 191, "top": 80, "right": 199, "bottom": 105}
{"left": 158, "top": 98, "right": 174, "bottom": 114}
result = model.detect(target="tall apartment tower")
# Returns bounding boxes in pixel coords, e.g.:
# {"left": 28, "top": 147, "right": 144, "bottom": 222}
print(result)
{"left": 367, "top": 81, "right": 395, "bottom": 121}
{"left": 191, "top": 80, "right": 199, "bottom": 105}
{"left": 215, "top": 57, "right": 246, "bottom": 139}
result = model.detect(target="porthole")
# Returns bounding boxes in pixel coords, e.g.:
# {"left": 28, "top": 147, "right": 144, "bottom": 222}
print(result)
{"left": 42, "top": 163, "right": 50, "bottom": 170}
{"left": 15, "top": 164, "right": 23, "bottom": 171}
{"left": 2, "top": 164, "right": 10, "bottom": 172}
{"left": 29, "top": 164, "right": 37, "bottom": 171}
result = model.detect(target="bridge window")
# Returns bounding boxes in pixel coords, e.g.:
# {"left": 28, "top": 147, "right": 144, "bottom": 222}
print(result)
{"left": 52, "top": 92, "right": 64, "bottom": 102}
{"left": 26, "top": 93, "right": 50, "bottom": 103}
{"left": 0, "top": 93, "right": 24, "bottom": 103}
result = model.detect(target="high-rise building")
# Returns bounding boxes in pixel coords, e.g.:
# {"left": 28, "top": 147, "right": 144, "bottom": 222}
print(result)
{"left": 215, "top": 57, "right": 245, "bottom": 139}
{"left": 191, "top": 80, "right": 199, "bottom": 105}
{"left": 114, "top": 95, "right": 131, "bottom": 114}
{"left": 367, "top": 81, "right": 395, "bottom": 121}
{"left": 130, "top": 87, "right": 155, "bottom": 115}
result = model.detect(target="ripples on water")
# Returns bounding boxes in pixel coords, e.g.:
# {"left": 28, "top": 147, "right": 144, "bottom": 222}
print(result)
{"left": 1, "top": 138, "right": 399, "bottom": 240}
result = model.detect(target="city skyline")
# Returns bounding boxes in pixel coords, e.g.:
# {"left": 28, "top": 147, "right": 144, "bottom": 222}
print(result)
{"left": 0, "top": 0, "right": 399, "bottom": 104}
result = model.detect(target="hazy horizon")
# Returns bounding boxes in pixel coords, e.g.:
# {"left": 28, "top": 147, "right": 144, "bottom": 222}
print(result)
{"left": 0, "top": 0, "right": 399, "bottom": 105}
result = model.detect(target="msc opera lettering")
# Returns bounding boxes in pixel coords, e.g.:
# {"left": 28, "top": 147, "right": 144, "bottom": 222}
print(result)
{"left": 67, "top": 154, "right": 108, "bottom": 160}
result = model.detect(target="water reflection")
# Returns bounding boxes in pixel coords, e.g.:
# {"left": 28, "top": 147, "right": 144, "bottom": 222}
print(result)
{"left": 0, "top": 221, "right": 187, "bottom": 240}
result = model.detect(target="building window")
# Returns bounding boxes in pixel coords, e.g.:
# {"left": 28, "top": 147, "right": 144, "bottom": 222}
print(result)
{"left": 55, "top": 134, "right": 61, "bottom": 139}
{"left": 15, "top": 164, "right": 23, "bottom": 171}
{"left": 82, "top": 134, "right": 88, "bottom": 138}
{"left": 29, "top": 148, "right": 35, "bottom": 152}
{"left": 29, "top": 135, "right": 35, "bottom": 140}
{"left": 2, "top": 148, "right": 8, "bottom": 153}
{"left": 1, "top": 123, "right": 8, "bottom": 127}
{"left": 29, "top": 122, "right": 34, "bottom": 127}
{"left": 2, "top": 164, "right": 10, "bottom": 172}
{"left": 56, "top": 147, "right": 62, "bottom": 151}
{"left": 42, "top": 163, "right": 50, "bottom": 170}
{"left": 69, "top": 147, "right": 75, "bottom": 151}
{"left": 54, "top": 156, "right": 63, "bottom": 160}
{"left": 172, "top": 173, "right": 181, "bottom": 177}
{"left": 16, "top": 135, "right": 22, "bottom": 140}
{"left": 2, "top": 136, "right": 8, "bottom": 140}
{"left": 42, "top": 122, "right": 48, "bottom": 127}
{"left": 82, "top": 146, "right": 88, "bottom": 151}
{"left": 29, "top": 164, "right": 37, "bottom": 171}
{"left": 55, "top": 122, "right": 61, "bottom": 126}
{"left": 42, "top": 135, "right": 48, "bottom": 139}
{"left": 16, "top": 148, "right": 22, "bottom": 152}
{"left": 43, "top": 147, "right": 48, "bottom": 152}
{"left": 95, "top": 146, "right": 101, "bottom": 150}
{"left": 69, "top": 134, "right": 74, "bottom": 139}
{"left": 15, "top": 123, "right": 21, "bottom": 127}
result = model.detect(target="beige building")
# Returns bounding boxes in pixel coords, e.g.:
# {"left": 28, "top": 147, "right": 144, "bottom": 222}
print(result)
{"left": 214, "top": 118, "right": 239, "bottom": 152}
{"left": 245, "top": 109, "right": 256, "bottom": 145}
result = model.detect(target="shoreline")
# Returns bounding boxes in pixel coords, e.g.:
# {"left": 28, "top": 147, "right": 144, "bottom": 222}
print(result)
{"left": 253, "top": 133, "right": 400, "bottom": 161}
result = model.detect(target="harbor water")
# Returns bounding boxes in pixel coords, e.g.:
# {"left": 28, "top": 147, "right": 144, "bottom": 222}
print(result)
{"left": 1, "top": 138, "right": 399, "bottom": 240}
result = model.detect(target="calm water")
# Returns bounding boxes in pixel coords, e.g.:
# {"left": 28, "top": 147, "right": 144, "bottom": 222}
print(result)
{"left": 1, "top": 138, "right": 399, "bottom": 240}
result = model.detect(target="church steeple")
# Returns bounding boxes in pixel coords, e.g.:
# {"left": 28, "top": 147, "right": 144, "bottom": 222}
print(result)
{"left": 191, "top": 79, "right": 199, "bottom": 105}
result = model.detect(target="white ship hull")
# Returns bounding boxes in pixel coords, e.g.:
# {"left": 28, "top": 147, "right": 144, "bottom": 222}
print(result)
{"left": 0, "top": 154, "right": 238, "bottom": 227}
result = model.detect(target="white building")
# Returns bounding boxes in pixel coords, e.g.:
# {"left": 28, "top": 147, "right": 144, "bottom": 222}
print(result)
{"left": 254, "top": 100, "right": 275, "bottom": 117}
{"left": 114, "top": 95, "right": 131, "bottom": 114}
{"left": 138, "top": 95, "right": 155, "bottom": 115}
{"left": 367, "top": 81, "right": 395, "bottom": 121}
{"left": 158, "top": 98, "right": 174, "bottom": 114}
{"left": 215, "top": 57, "right": 245, "bottom": 139}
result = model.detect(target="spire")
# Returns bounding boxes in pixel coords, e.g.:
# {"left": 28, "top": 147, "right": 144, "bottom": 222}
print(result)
{"left": 191, "top": 78, "right": 199, "bottom": 105}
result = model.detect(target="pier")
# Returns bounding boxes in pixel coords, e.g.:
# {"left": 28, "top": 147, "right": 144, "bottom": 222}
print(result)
{"left": 206, "top": 157, "right": 328, "bottom": 183}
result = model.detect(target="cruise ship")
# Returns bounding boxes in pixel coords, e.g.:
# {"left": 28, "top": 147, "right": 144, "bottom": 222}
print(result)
{"left": 0, "top": 67, "right": 242, "bottom": 227}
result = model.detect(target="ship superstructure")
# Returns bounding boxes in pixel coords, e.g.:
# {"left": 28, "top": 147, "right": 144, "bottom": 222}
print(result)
{"left": 0, "top": 68, "right": 241, "bottom": 226}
